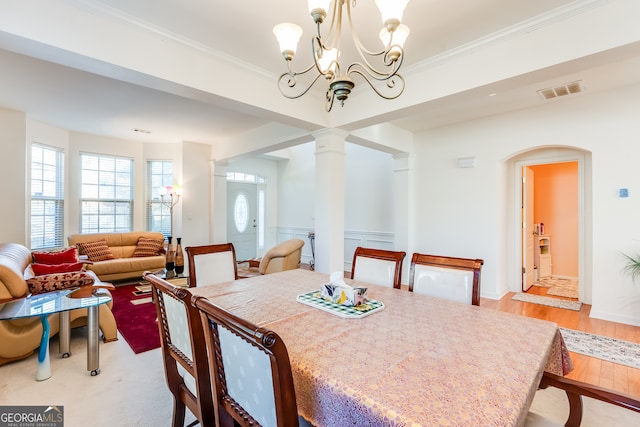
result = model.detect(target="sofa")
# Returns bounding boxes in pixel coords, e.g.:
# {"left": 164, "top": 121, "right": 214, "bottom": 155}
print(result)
{"left": 67, "top": 231, "right": 166, "bottom": 281}
{"left": 0, "top": 243, "right": 118, "bottom": 366}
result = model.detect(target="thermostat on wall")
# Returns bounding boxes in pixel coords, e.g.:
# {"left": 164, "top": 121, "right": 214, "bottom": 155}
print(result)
{"left": 619, "top": 188, "right": 629, "bottom": 198}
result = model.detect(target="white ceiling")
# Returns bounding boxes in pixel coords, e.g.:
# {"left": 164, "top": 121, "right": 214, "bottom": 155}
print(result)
{"left": 1, "top": 0, "right": 639, "bottom": 144}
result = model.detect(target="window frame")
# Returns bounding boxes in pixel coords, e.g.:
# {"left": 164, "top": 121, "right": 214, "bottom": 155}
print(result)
{"left": 146, "top": 160, "right": 174, "bottom": 238}
{"left": 30, "top": 143, "right": 65, "bottom": 250}
{"left": 80, "top": 152, "right": 134, "bottom": 234}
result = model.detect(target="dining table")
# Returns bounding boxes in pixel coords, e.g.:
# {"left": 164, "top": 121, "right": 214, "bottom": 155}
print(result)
{"left": 190, "top": 268, "right": 573, "bottom": 426}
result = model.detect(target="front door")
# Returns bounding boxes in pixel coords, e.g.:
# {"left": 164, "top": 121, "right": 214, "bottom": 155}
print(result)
{"left": 227, "top": 182, "right": 257, "bottom": 261}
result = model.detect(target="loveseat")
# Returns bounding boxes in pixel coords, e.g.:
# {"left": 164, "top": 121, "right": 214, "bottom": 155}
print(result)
{"left": 0, "top": 243, "right": 118, "bottom": 366}
{"left": 67, "top": 231, "right": 166, "bottom": 281}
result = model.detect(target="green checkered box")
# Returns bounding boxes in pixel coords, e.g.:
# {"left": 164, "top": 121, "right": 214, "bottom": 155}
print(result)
{"left": 296, "top": 290, "right": 385, "bottom": 318}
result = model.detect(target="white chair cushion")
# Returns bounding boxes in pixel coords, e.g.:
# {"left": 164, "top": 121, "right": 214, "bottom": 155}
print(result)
{"left": 193, "top": 251, "right": 235, "bottom": 287}
{"left": 164, "top": 295, "right": 196, "bottom": 395}
{"left": 412, "top": 264, "right": 474, "bottom": 304}
{"left": 353, "top": 256, "right": 397, "bottom": 287}
{"left": 218, "top": 325, "right": 276, "bottom": 427}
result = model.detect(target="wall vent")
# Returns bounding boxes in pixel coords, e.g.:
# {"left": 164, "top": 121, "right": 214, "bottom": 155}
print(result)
{"left": 537, "top": 81, "right": 584, "bottom": 100}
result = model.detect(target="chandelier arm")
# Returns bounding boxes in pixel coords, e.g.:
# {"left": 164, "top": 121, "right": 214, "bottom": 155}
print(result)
{"left": 312, "top": 36, "right": 338, "bottom": 78}
{"left": 325, "top": 88, "right": 335, "bottom": 112}
{"left": 347, "top": 69, "right": 406, "bottom": 100}
{"left": 345, "top": 0, "right": 384, "bottom": 57}
{"left": 346, "top": 55, "right": 402, "bottom": 82}
{"left": 344, "top": 3, "right": 407, "bottom": 78}
{"left": 277, "top": 71, "right": 325, "bottom": 100}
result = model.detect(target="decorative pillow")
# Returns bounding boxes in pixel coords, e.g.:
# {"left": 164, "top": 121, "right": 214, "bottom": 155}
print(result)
{"left": 32, "top": 247, "right": 78, "bottom": 265}
{"left": 27, "top": 272, "right": 95, "bottom": 295}
{"left": 32, "top": 262, "right": 85, "bottom": 276}
{"left": 75, "top": 240, "right": 115, "bottom": 262}
{"left": 133, "top": 237, "right": 165, "bottom": 257}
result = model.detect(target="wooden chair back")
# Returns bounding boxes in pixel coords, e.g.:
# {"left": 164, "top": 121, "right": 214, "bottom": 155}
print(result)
{"left": 408, "top": 253, "right": 483, "bottom": 305}
{"left": 193, "top": 295, "right": 299, "bottom": 427}
{"left": 185, "top": 243, "right": 238, "bottom": 287}
{"left": 350, "top": 247, "right": 406, "bottom": 289}
{"left": 145, "top": 272, "right": 216, "bottom": 427}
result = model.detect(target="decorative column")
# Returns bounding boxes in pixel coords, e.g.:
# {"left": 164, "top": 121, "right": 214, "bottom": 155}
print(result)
{"left": 313, "top": 129, "right": 347, "bottom": 274}
{"left": 210, "top": 160, "right": 228, "bottom": 243}
{"left": 393, "top": 152, "right": 412, "bottom": 281}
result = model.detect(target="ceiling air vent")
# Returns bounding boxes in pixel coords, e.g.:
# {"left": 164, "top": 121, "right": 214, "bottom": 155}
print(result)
{"left": 537, "top": 81, "right": 584, "bottom": 100}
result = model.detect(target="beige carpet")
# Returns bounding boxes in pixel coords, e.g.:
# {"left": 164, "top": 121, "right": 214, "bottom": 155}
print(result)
{"left": 537, "top": 277, "right": 579, "bottom": 299}
{"left": 2, "top": 327, "right": 638, "bottom": 426}
{"left": 0, "top": 328, "right": 196, "bottom": 427}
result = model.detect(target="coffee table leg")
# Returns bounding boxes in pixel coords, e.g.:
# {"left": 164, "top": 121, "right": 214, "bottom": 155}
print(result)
{"left": 59, "top": 311, "right": 71, "bottom": 357}
{"left": 87, "top": 305, "right": 100, "bottom": 376}
{"left": 36, "top": 315, "right": 51, "bottom": 381}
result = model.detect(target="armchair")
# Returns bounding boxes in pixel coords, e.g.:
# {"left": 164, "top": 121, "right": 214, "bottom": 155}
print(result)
{"left": 258, "top": 239, "right": 305, "bottom": 275}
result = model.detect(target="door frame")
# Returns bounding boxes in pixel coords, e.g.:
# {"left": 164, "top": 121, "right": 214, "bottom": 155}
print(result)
{"left": 513, "top": 151, "right": 589, "bottom": 303}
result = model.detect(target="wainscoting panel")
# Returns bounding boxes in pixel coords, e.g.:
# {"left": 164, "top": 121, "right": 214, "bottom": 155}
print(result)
{"left": 278, "top": 227, "right": 395, "bottom": 272}
{"left": 276, "top": 228, "right": 315, "bottom": 265}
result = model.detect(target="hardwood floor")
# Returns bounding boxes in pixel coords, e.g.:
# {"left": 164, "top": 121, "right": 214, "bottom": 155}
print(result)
{"left": 481, "top": 285, "right": 640, "bottom": 398}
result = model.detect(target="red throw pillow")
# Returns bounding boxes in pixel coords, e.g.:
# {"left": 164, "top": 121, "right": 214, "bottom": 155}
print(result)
{"left": 32, "top": 247, "right": 78, "bottom": 265}
{"left": 31, "top": 262, "right": 85, "bottom": 276}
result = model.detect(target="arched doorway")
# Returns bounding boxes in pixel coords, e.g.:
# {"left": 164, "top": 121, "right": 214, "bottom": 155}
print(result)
{"left": 509, "top": 147, "right": 592, "bottom": 304}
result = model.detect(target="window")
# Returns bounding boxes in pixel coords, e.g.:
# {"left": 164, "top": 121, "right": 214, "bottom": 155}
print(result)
{"left": 80, "top": 153, "right": 133, "bottom": 233}
{"left": 31, "top": 144, "right": 64, "bottom": 249}
{"left": 233, "top": 192, "right": 249, "bottom": 233}
{"left": 147, "top": 160, "right": 173, "bottom": 237}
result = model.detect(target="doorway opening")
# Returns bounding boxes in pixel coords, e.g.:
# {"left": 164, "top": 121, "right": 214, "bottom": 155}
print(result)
{"left": 522, "top": 162, "right": 579, "bottom": 300}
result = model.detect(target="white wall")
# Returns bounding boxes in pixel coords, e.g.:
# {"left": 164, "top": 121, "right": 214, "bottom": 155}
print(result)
{"left": 275, "top": 141, "right": 396, "bottom": 268}
{"left": 179, "top": 142, "right": 209, "bottom": 247}
{"left": 412, "top": 83, "right": 640, "bottom": 326}
{"left": 0, "top": 108, "right": 26, "bottom": 244}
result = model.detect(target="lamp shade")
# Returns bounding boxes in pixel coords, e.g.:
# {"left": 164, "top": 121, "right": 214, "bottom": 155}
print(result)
{"left": 375, "top": 0, "right": 410, "bottom": 25}
{"left": 317, "top": 48, "right": 338, "bottom": 75}
{"left": 379, "top": 24, "right": 410, "bottom": 49}
{"left": 273, "top": 23, "right": 303, "bottom": 56}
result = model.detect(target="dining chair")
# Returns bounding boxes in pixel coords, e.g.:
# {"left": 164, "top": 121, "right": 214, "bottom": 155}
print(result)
{"left": 526, "top": 372, "right": 640, "bottom": 426}
{"left": 144, "top": 272, "right": 216, "bottom": 427}
{"left": 350, "top": 246, "right": 406, "bottom": 289}
{"left": 193, "top": 294, "right": 302, "bottom": 427}
{"left": 408, "top": 253, "right": 483, "bottom": 305}
{"left": 185, "top": 243, "right": 238, "bottom": 287}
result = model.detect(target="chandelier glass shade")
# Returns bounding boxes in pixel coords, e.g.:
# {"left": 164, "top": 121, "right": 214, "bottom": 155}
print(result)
{"left": 273, "top": 0, "right": 411, "bottom": 112}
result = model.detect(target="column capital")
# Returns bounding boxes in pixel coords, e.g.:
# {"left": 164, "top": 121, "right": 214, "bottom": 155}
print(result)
{"left": 312, "top": 128, "right": 348, "bottom": 155}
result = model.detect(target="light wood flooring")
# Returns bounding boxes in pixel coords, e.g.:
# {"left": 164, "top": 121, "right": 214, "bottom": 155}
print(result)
{"left": 481, "top": 285, "right": 640, "bottom": 398}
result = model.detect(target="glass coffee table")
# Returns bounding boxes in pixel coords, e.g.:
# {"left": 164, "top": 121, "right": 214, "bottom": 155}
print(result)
{"left": 0, "top": 288, "right": 112, "bottom": 380}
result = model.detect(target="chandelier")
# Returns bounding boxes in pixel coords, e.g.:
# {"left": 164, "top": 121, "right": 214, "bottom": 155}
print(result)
{"left": 273, "top": 0, "right": 411, "bottom": 112}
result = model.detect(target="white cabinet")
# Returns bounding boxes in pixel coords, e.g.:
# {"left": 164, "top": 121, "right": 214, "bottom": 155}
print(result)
{"left": 535, "top": 235, "right": 552, "bottom": 280}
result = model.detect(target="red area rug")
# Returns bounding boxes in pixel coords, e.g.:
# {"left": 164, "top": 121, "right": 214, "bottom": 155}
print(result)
{"left": 110, "top": 284, "right": 160, "bottom": 354}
